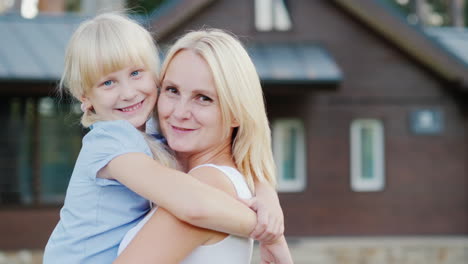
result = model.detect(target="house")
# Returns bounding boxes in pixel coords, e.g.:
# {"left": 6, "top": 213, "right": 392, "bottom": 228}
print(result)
{"left": 148, "top": 0, "right": 468, "bottom": 237}
{"left": 0, "top": 0, "right": 467, "bottom": 261}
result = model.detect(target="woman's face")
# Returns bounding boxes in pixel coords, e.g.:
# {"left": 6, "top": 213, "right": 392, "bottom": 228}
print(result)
{"left": 157, "top": 50, "right": 235, "bottom": 155}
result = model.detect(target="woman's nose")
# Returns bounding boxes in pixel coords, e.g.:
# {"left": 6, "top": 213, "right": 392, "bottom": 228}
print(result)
{"left": 172, "top": 100, "right": 192, "bottom": 120}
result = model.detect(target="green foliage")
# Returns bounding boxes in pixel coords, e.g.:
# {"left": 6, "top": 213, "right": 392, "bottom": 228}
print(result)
{"left": 381, "top": 0, "right": 468, "bottom": 27}
{"left": 127, "top": 0, "right": 168, "bottom": 14}
{"left": 65, "top": 0, "right": 81, "bottom": 12}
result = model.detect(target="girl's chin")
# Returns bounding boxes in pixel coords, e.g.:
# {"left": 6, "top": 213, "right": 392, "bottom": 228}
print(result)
{"left": 127, "top": 119, "right": 147, "bottom": 130}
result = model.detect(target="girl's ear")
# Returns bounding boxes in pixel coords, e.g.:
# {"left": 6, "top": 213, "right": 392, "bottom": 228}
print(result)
{"left": 80, "top": 96, "right": 92, "bottom": 112}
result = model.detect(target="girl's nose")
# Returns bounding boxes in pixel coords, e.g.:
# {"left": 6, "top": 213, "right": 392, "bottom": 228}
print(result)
{"left": 120, "top": 81, "right": 137, "bottom": 100}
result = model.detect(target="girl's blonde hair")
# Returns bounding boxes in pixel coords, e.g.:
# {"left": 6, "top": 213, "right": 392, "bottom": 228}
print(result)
{"left": 160, "top": 29, "right": 277, "bottom": 190}
{"left": 60, "top": 12, "right": 177, "bottom": 169}
{"left": 60, "top": 12, "right": 159, "bottom": 128}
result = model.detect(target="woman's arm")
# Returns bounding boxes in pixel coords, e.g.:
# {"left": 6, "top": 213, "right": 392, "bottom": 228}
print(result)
{"left": 114, "top": 207, "right": 211, "bottom": 264}
{"left": 114, "top": 166, "right": 239, "bottom": 263}
{"left": 105, "top": 153, "right": 256, "bottom": 236}
{"left": 259, "top": 236, "right": 294, "bottom": 264}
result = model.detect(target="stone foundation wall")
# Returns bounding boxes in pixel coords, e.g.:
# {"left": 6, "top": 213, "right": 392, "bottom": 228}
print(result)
{"left": 1, "top": 237, "right": 467, "bottom": 264}
{"left": 253, "top": 237, "right": 468, "bottom": 264}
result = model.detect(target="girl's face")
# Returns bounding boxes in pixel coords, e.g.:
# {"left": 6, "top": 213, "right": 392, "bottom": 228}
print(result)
{"left": 158, "top": 50, "right": 236, "bottom": 155}
{"left": 83, "top": 66, "right": 158, "bottom": 130}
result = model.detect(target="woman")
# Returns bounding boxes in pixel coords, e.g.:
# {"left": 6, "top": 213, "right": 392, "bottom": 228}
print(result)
{"left": 116, "top": 29, "right": 293, "bottom": 264}
{"left": 44, "top": 13, "right": 283, "bottom": 263}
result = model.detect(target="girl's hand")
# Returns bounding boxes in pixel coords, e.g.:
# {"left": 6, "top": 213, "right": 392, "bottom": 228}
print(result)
{"left": 259, "top": 236, "right": 293, "bottom": 264}
{"left": 243, "top": 181, "right": 285, "bottom": 243}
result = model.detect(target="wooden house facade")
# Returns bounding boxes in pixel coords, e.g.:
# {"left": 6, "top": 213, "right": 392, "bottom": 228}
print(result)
{"left": 0, "top": 0, "right": 467, "bottom": 250}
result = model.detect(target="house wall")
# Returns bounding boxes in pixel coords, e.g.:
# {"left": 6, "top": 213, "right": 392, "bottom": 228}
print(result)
{"left": 1, "top": 0, "right": 467, "bottom": 251}
{"left": 162, "top": 0, "right": 468, "bottom": 236}
{"left": 0, "top": 85, "right": 63, "bottom": 250}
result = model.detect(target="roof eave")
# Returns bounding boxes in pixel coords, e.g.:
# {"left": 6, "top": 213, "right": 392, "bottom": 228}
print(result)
{"left": 150, "top": 0, "right": 218, "bottom": 41}
{"left": 333, "top": 0, "right": 468, "bottom": 92}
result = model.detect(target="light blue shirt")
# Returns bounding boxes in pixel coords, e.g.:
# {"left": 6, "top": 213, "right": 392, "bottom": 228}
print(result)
{"left": 43, "top": 120, "right": 153, "bottom": 264}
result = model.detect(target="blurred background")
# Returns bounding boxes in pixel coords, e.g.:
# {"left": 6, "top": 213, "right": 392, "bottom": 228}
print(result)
{"left": 1, "top": 0, "right": 468, "bottom": 263}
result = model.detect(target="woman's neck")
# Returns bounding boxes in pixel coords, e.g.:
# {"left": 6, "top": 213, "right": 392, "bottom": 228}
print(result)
{"left": 176, "top": 141, "right": 235, "bottom": 172}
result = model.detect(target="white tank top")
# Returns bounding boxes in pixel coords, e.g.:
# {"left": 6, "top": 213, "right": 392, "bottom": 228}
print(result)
{"left": 118, "top": 164, "right": 254, "bottom": 264}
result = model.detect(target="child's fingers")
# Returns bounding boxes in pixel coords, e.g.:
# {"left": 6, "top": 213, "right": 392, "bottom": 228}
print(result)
{"left": 255, "top": 217, "right": 278, "bottom": 242}
{"left": 239, "top": 197, "right": 258, "bottom": 211}
{"left": 250, "top": 209, "right": 269, "bottom": 238}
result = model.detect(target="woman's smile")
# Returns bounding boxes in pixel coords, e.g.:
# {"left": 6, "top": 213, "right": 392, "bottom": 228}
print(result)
{"left": 171, "top": 125, "right": 196, "bottom": 132}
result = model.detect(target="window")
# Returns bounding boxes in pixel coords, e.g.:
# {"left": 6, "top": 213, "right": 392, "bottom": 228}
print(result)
{"left": 0, "top": 97, "right": 83, "bottom": 206}
{"left": 255, "top": 0, "right": 292, "bottom": 31}
{"left": 272, "top": 119, "right": 306, "bottom": 192}
{"left": 350, "top": 119, "right": 385, "bottom": 192}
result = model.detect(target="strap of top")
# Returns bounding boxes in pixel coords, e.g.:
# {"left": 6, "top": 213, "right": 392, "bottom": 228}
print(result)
{"left": 189, "top": 164, "right": 252, "bottom": 199}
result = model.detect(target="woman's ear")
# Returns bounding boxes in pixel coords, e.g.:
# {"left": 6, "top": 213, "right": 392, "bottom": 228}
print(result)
{"left": 231, "top": 117, "right": 240, "bottom": 128}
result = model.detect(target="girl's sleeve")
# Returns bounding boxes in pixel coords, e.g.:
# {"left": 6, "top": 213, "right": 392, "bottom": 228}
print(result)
{"left": 80, "top": 120, "right": 153, "bottom": 186}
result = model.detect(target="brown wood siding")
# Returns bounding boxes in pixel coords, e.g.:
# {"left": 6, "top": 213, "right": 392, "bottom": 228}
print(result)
{"left": 0, "top": 209, "right": 59, "bottom": 249}
{"left": 2, "top": 0, "right": 468, "bottom": 249}
{"left": 161, "top": 0, "right": 468, "bottom": 236}
{"left": 267, "top": 94, "right": 468, "bottom": 235}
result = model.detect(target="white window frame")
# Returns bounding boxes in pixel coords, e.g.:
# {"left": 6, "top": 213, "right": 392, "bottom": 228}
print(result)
{"left": 272, "top": 119, "right": 306, "bottom": 192}
{"left": 350, "top": 119, "right": 385, "bottom": 192}
{"left": 255, "top": 0, "right": 292, "bottom": 32}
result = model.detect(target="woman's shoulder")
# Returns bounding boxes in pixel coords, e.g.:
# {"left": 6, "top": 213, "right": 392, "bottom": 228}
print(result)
{"left": 189, "top": 165, "right": 239, "bottom": 198}
{"left": 189, "top": 164, "right": 252, "bottom": 199}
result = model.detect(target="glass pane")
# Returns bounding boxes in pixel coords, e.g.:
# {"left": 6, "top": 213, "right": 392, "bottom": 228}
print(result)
{"left": 360, "top": 126, "right": 374, "bottom": 180}
{"left": 0, "top": 97, "right": 34, "bottom": 205}
{"left": 282, "top": 126, "right": 297, "bottom": 181}
{"left": 39, "top": 97, "right": 83, "bottom": 204}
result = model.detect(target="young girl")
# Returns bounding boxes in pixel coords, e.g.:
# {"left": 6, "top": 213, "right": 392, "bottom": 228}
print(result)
{"left": 115, "top": 29, "right": 293, "bottom": 264}
{"left": 43, "top": 13, "right": 283, "bottom": 263}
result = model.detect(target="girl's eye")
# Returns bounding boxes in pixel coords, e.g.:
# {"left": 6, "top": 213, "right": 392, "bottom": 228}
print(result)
{"left": 130, "top": 70, "right": 140, "bottom": 77}
{"left": 103, "top": 80, "right": 113, "bottom": 87}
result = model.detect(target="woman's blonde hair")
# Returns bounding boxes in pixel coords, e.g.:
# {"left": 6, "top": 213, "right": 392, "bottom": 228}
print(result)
{"left": 60, "top": 12, "right": 177, "bottom": 169}
{"left": 160, "top": 29, "right": 277, "bottom": 190}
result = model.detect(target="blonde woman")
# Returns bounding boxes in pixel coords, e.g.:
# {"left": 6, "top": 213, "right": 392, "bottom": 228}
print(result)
{"left": 43, "top": 14, "right": 283, "bottom": 263}
{"left": 116, "top": 29, "right": 293, "bottom": 264}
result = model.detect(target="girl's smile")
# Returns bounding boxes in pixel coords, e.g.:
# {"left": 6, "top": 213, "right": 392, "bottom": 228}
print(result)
{"left": 117, "top": 99, "right": 144, "bottom": 113}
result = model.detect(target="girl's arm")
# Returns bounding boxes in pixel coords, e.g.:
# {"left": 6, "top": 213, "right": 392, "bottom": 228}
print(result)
{"left": 104, "top": 152, "right": 256, "bottom": 236}
{"left": 115, "top": 209, "right": 293, "bottom": 264}
{"left": 248, "top": 179, "right": 285, "bottom": 242}
{"left": 114, "top": 166, "right": 240, "bottom": 263}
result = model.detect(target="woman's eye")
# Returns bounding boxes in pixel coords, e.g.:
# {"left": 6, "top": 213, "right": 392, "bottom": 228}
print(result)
{"left": 198, "top": 95, "right": 213, "bottom": 103}
{"left": 165, "top": 87, "right": 178, "bottom": 94}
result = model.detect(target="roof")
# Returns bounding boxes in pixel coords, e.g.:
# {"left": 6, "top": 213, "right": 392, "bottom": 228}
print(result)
{"left": 424, "top": 27, "right": 468, "bottom": 67}
{"left": 149, "top": 0, "right": 217, "bottom": 41}
{"left": 0, "top": 14, "right": 83, "bottom": 82}
{"left": 333, "top": 0, "right": 468, "bottom": 92}
{"left": 0, "top": 14, "right": 341, "bottom": 85}
{"left": 249, "top": 43, "right": 342, "bottom": 84}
